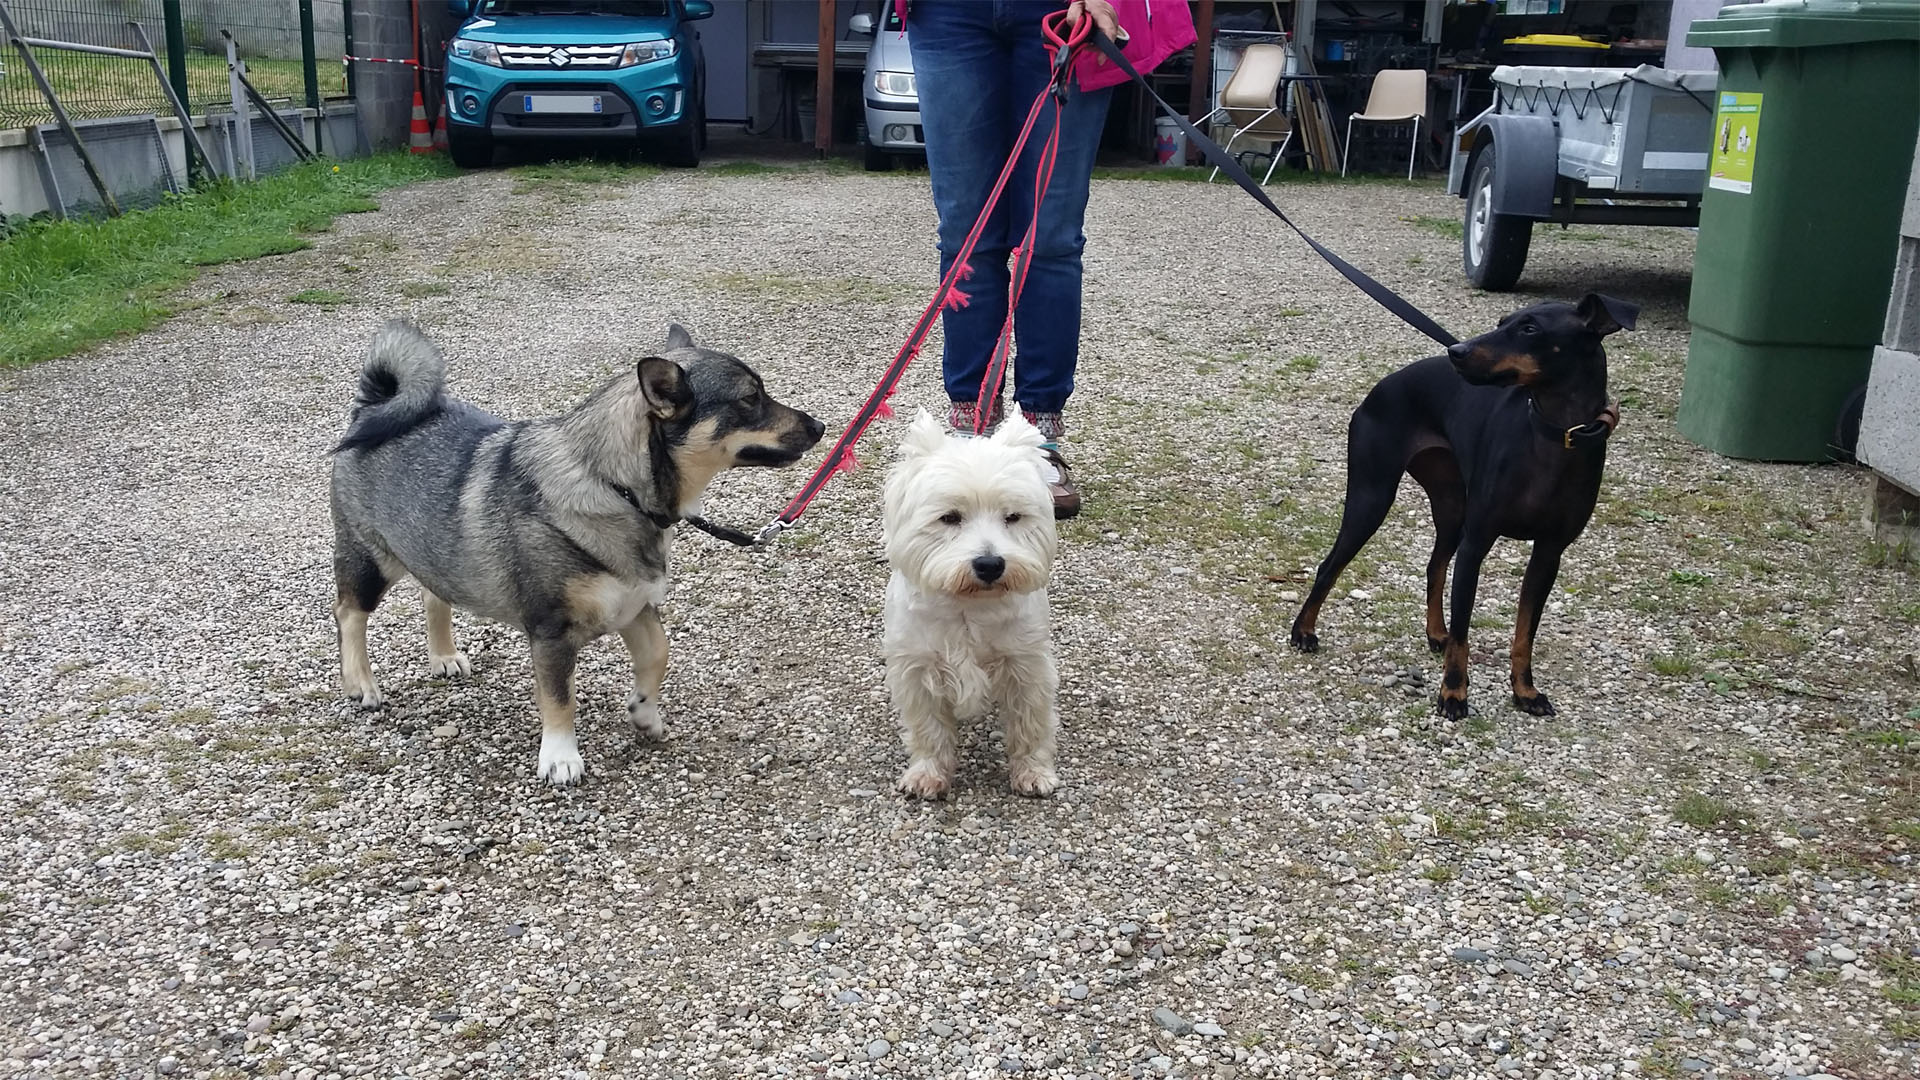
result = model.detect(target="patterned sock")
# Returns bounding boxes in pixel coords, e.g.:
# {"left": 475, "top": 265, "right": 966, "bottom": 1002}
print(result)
{"left": 947, "top": 398, "right": 1006, "bottom": 435}
{"left": 1022, "top": 411, "right": 1066, "bottom": 441}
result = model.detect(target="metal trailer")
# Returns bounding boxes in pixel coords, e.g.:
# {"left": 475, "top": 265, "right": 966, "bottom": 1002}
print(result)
{"left": 1445, "top": 64, "right": 1720, "bottom": 291}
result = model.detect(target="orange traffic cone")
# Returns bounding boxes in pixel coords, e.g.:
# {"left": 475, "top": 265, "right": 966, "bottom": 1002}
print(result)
{"left": 408, "top": 89, "right": 432, "bottom": 154}
{"left": 431, "top": 108, "right": 448, "bottom": 152}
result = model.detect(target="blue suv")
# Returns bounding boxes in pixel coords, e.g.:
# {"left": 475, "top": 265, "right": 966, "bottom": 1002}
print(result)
{"left": 443, "top": 0, "right": 711, "bottom": 168}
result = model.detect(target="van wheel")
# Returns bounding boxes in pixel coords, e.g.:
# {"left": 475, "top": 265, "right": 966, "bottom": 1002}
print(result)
{"left": 1463, "top": 143, "right": 1531, "bottom": 292}
{"left": 446, "top": 124, "right": 493, "bottom": 169}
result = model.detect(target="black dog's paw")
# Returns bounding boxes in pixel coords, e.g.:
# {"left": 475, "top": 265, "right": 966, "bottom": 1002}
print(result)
{"left": 1435, "top": 693, "right": 1470, "bottom": 721}
{"left": 1513, "top": 692, "right": 1556, "bottom": 717}
{"left": 1290, "top": 630, "right": 1320, "bottom": 654}
{"left": 1426, "top": 636, "right": 1446, "bottom": 654}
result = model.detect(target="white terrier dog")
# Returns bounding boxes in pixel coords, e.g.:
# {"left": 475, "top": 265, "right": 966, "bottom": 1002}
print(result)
{"left": 882, "top": 410, "right": 1061, "bottom": 799}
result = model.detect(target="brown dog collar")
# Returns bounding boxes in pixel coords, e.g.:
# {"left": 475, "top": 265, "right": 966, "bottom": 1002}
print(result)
{"left": 1533, "top": 399, "right": 1621, "bottom": 450}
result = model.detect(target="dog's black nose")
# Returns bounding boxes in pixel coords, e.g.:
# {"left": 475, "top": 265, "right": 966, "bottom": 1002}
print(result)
{"left": 1447, "top": 342, "right": 1472, "bottom": 362}
{"left": 971, "top": 555, "right": 1006, "bottom": 584}
{"left": 800, "top": 413, "right": 826, "bottom": 443}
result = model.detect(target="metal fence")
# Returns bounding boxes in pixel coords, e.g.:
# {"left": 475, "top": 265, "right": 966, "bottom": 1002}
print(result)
{"left": 0, "top": 0, "right": 351, "bottom": 130}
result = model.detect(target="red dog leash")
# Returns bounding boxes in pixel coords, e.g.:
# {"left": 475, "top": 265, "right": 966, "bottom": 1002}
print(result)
{"left": 754, "top": 11, "right": 1093, "bottom": 544}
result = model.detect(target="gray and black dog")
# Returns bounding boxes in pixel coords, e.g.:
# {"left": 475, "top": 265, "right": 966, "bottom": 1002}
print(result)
{"left": 329, "top": 320, "right": 825, "bottom": 785}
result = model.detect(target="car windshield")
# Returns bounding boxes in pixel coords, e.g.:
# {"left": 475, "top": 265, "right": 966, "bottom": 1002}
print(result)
{"left": 479, "top": 0, "right": 669, "bottom": 15}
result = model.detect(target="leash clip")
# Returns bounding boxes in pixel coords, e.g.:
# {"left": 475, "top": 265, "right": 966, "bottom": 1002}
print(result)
{"left": 1042, "top": 10, "right": 1098, "bottom": 103}
{"left": 754, "top": 520, "right": 789, "bottom": 545}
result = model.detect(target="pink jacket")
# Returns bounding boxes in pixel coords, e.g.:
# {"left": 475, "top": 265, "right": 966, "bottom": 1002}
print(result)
{"left": 892, "top": 1, "right": 1197, "bottom": 93}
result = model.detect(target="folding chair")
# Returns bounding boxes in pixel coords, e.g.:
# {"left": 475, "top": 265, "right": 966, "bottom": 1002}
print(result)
{"left": 1342, "top": 69, "right": 1429, "bottom": 180}
{"left": 1201, "top": 43, "right": 1293, "bottom": 185}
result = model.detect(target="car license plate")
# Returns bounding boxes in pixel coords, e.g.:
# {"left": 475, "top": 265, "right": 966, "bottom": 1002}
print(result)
{"left": 521, "top": 94, "right": 602, "bottom": 114}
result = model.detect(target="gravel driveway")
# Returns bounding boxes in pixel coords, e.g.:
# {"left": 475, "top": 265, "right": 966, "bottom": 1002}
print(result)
{"left": 2, "top": 160, "right": 1915, "bottom": 1080}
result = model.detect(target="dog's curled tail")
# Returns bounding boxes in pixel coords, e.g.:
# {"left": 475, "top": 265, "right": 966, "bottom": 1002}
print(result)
{"left": 334, "top": 320, "right": 447, "bottom": 453}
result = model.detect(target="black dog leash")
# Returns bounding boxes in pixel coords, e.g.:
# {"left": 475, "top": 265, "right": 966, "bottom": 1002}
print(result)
{"left": 610, "top": 483, "right": 762, "bottom": 548}
{"left": 1089, "top": 33, "right": 1460, "bottom": 350}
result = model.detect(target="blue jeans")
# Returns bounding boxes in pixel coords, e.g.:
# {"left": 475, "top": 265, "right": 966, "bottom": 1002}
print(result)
{"left": 906, "top": 0, "right": 1114, "bottom": 418}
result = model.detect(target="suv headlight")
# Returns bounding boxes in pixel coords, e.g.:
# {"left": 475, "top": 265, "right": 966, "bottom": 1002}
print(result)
{"left": 450, "top": 37, "right": 502, "bottom": 67}
{"left": 619, "top": 39, "right": 678, "bottom": 66}
{"left": 873, "top": 70, "right": 916, "bottom": 97}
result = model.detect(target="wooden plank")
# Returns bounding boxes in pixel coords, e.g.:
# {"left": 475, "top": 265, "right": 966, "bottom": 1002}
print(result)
{"left": 815, "top": 0, "right": 834, "bottom": 154}
{"left": 1187, "top": 0, "right": 1214, "bottom": 164}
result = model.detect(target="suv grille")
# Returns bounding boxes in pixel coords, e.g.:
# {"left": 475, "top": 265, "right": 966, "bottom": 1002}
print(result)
{"left": 492, "top": 82, "right": 634, "bottom": 129}
{"left": 496, "top": 43, "right": 625, "bottom": 69}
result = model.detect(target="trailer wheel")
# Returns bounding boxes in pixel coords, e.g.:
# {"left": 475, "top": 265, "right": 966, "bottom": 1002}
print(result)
{"left": 1463, "top": 144, "right": 1532, "bottom": 292}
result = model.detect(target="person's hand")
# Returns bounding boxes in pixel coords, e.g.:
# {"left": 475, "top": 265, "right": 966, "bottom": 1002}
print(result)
{"left": 1065, "top": 0, "right": 1127, "bottom": 61}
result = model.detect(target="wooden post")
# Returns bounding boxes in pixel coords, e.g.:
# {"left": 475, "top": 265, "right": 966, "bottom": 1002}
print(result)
{"left": 814, "top": 0, "right": 835, "bottom": 156}
{"left": 1187, "top": 0, "right": 1214, "bottom": 164}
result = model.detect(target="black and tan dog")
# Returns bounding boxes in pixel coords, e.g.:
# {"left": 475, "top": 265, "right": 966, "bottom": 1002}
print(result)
{"left": 1290, "top": 293, "right": 1637, "bottom": 719}
{"left": 330, "top": 321, "right": 825, "bottom": 784}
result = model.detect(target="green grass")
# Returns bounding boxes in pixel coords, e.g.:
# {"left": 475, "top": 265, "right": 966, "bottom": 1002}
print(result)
{"left": 1, "top": 55, "right": 313, "bottom": 130}
{"left": 1674, "top": 791, "right": 1748, "bottom": 830}
{"left": 1403, "top": 214, "right": 1462, "bottom": 238}
{"left": 1650, "top": 650, "right": 1697, "bottom": 677}
{"left": 0, "top": 152, "right": 456, "bottom": 369}
{"left": 508, "top": 157, "right": 661, "bottom": 188}
{"left": 1881, "top": 954, "right": 1920, "bottom": 1005}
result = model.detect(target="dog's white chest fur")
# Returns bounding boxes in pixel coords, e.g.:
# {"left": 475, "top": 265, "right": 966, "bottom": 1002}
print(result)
{"left": 883, "top": 573, "right": 1051, "bottom": 720}
{"left": 568, "top": 573, "right": 670, "bottom": 636}
{"left": 878, "top": 411, "right": 1062, "bottom": 799}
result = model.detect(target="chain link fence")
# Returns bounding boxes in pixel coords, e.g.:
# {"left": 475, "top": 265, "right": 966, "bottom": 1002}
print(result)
{"left": 0, "top": 0, "right": 350, "bottom": 130}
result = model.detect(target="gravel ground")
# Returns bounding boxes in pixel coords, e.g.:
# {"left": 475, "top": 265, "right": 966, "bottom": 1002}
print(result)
{"left": 2, "top": 159, "right": 1916, "bottom": 1080}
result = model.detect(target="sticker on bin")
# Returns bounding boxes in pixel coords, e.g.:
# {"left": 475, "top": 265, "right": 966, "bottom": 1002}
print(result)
{"left": 1709, "top": 92, "right": 1762, "bottom": 195}
{"left": 523, "top": 94, "right": 603, "bottom": 114}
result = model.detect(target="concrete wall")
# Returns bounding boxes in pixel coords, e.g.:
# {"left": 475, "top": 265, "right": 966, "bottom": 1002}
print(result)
{"left": 1859, "top": 129, "right": 1920, "bottom": 500}
{"left": 351, "top": 0, "right": 461, "bottom": 151}
{"left": 0, "top": 105, "right": 357, "bottom": 219}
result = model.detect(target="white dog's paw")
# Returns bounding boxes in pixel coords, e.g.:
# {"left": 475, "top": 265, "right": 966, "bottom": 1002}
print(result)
{"left": 537, "top": 735, "right": 586, "bottom": 786}
{"left": 626, "top": 692, "right": 667, "bottom": 742}
{"left": 344, "top": 683, "right": 384, "bottom": 710}
{"left": 427, "top": 652, "right": 472, "bottom": 678}
{"left": 1008, "top": 761, "right": 1059, "bottom": 798}
{"left": 897, "top": 760, "right": 954, "bottom": 800}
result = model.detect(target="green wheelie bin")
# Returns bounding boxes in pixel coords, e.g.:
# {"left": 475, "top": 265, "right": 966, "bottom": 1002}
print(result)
{"left": 1677, "top": 0, "right": 1920, "bottom": 462}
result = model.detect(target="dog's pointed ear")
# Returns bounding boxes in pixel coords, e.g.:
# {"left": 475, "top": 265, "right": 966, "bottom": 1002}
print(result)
{"left": 664, "top": 323, "right": 695, "bottom": 351}
{"left": 990, "top": 413, "right": 1046, "bottom": 451}
{"left": 636, "top": 356, "right": 693, "bottom": 420}
{"left": 897, "top": 408, "right": 947, "bottom": 459}
{"left": 1576, "top": 293, "right": 1639, "bottom": 336}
